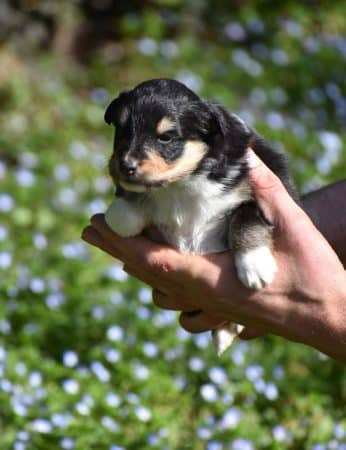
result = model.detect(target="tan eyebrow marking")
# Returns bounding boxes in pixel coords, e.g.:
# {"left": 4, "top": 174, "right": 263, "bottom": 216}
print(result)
{"left": 156, "top": 116, "right": 176, "bottom": 135}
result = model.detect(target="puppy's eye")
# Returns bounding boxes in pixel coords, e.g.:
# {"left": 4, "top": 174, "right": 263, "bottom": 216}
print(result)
{"left": 158, "top": 132, "right": 173, "bottom": 144}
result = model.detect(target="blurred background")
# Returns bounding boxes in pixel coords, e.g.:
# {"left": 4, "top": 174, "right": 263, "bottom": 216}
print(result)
{"left": 0, "top": 0, "right": 345, "bottom": 449}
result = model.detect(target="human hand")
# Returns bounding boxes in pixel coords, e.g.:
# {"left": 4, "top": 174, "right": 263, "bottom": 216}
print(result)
{"left": 82, "top": 150, "right": 346, "bottom": 362}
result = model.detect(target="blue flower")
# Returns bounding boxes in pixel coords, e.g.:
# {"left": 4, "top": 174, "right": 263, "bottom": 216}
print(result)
{"left": 105, "top": 264, "right": 128, "bottom": 282}
{"left": 272, "top": 424, "right": 290, "bottom": 442}
{"left": 61, "top": 241, "right": 88, "bottom": 260}
{"left": 105, "top": 392, "right": 121, "bottom": 408}
{"left": 63, "top": 351, "right": 79, "bottom": 368}
{"left": 60, "top": 437, "right": 75, "bottom": 449}
{"left": 107, "top": 325, "right": 124, "bottom": 342}
{"left": 0, "top": 225, "right": 8, "bottom": 240}
{"left": 0, "top": 193, "right": 15, "bottom": 212}
{"left": 29, "top": 277, "right": 46, "bottom": 294}
{"left": 142, "top": 342, "right": 159, "bottom": 358}
{"left": 188, "top": 357, "right": 205, "bottom": 372}
{"left": 271, "top": 48, "right": 289, "bottom": 66}
{"left": 54, "top": 164, "right": 71, "bottom": 181}
{"left": 265, "top": 382, "right": 279, "bottom": 401}
{"left": 12, "top": 399, "right": 28, "bottom": 417}
{"left": 69, "top": 141, "right": 88, "bottom": 160}
{"left": 15, "top": 168, "right": 36, "bottom": 187}
{"left": 176, "top": 70, "right": 203, "bottom": 92}
{"left": 232, "top": 438, "right": 254, "bottom": 450}
{"left": 104, "top": 348, "right": 121, "bottom": 363}
{"left": 137, "top": 38, "right": 158, "bottom": 56}
{"left": 192, "top": 333, "right": 210, "bottom": 349}
{"left": 0, "top": 251, "right": 12, "bottom": 269}
{"left": 200, "top": 384, "right": 219, "bottom": 402}
{"left": 207, "top": 441, "right": 223, "bottom": 450}
{"left": 135, "top": 406, "right": 152, "bottom": 422}
{"left": 224, "top": 22, "right": 246, "bottom": 41}
{"left": 30, "top": 418, "right": 53, "bottom": 434}
{"left": 51, "top": 412, "right": 72, "bottom": 428}
{"left": 219, "top": 407, "right": 242, "bottom": 430}
{"left": 160, "top": 40, "right": 179, "bottom": 59}
{"left": 101, "top": 416, "right": 119, "bottom": 433}
{"left": 45, "top": 292, "right": 66, "bottom": 309}
{"left": 75, "top": 401, "right": 91, "bottom": 416}
{"left": 90, "top": 361, "right": 111, "bottom": 383}
{"left": 29, "top": 371, "right": 42, "bottom": 388}
{"left": 62, "top": 379, "right": 80, "bottom": 395}
{"left": 16, "top": 431, "right": 30, "bottom": 442}
{"left": 138, "top": 287, "right": 152, "bottom": 304}
{"left": 0, "top": 346, "right": 7, "bottom": 362}
{"left": 208, "top": 367, "right": 228, "bottom": 385}
{"left": 197, "top": 427, "right": 212, "bottom": 440}
{"left": 245, "top": 364, "right": 263, "bottom": 382}
{"left": 133, "top": 363, "right": 150, "bottom": 380}
{"left": 90, "top": 87, "right": 110, "bottom": 104}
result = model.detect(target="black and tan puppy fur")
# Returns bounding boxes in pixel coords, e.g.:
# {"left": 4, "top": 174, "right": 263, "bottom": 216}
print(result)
{"left": 104, "top": 78, "right": 296, "bottom": 354}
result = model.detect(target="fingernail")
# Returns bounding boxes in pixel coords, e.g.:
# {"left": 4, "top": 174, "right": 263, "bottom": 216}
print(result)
{"left": 246, "top": 147, "right": 262, "bottom": 169}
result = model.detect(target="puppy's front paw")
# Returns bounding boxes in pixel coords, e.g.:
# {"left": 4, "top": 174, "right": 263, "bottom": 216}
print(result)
{"left": 235, "top": 246, "right": 277, "bottom": 290}
{"left": 105, "top": 198, "right": 147, "bottom": 237}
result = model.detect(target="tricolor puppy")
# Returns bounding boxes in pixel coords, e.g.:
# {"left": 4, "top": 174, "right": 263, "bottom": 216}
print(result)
{"left": 104, "top": 78, "right": 296, "bottom": 355}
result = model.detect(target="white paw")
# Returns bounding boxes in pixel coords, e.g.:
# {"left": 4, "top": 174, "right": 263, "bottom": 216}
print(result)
{"left": 105, "top": 198, "right": 147, "bottom": 237}
{"left": 235, "top": 246, "right": 277, "bottom": 290}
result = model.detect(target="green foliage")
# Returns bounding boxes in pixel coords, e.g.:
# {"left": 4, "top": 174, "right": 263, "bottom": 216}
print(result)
{"left": 0, "top": 1, "right": 345, "bottom": 450}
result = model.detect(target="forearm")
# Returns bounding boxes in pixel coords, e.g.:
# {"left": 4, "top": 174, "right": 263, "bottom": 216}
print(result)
{"left": 301, "top": 180, "right": 346, "bottom": 266}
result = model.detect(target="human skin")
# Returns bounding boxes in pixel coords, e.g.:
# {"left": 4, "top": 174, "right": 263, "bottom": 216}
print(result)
{"left": 82, "top": 150, "right": 346, "bottom": 363}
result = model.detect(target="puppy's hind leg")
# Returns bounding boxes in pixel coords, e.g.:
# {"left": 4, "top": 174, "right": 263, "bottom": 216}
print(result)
{"left": 229, "top": 202, "right": 277, "bottom": 290}
{"left": 213, "top": 202, "right": 277, "bottom": 355}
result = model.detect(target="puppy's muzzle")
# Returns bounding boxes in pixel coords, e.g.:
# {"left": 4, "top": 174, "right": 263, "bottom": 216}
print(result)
{"left": 119, "top": 158, "right": 138, "bottom": 177}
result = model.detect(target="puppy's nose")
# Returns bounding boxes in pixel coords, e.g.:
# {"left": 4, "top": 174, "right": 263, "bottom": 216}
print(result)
{"left": 120, "top": 158, "right": 138, "bottom": 176}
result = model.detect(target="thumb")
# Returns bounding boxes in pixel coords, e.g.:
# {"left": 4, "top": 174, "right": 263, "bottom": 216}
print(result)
{"left": 246, "top": 147, "right": 299, "bottom": 225}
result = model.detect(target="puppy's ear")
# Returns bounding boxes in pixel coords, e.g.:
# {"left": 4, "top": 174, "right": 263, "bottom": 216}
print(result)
{"left": 205, "top": 101, "right": 251, "bottom": 138}
{"left": 104, "top": 91, "right": 130, "bottom": 126}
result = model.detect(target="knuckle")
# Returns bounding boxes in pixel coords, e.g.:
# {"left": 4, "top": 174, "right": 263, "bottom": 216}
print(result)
{"left": 146, "top": 250, "right": 175, "bottom": 273}
{"left": 254, "top": 170, "right": 282, "bottom": 193}
{"left": 179, "top": 313, "right": 195, "bottom": 333}
{"left": 90, "top": 213, "right": 104, "bottom": 227}
{"left": 152, "top": 289, "right": 163, "bottom": 307}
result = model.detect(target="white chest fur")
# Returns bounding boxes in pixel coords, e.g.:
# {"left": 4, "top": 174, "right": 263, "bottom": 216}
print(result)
{"left": 148, "top": 175, "right": 251, "bottom": 253}
{"left": 105, "top": 173, "right": 252, "bottom": 255}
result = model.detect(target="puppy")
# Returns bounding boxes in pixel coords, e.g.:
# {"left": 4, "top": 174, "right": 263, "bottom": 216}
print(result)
{"left": 104, "top": 78, "right": 296, "bottom": 355}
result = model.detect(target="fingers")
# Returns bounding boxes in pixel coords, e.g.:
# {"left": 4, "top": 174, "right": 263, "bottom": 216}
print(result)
{"left": 179, "top": 310, "right": 226, "bottom": 333}
{"left": 152, "top": 290, "right": 221, "bottom": 333}
{"left": 82, "top": 225, "right": 103, "bottom": 248}
{"left": 246, "top": 148, "right": 301, "bottom": 226}
{"left": 152, "top": 289, "right": 181, "bottom": 310}
{"left": 152, "top": 288, "right": 198, "bottom": 312}
{"left": 82, "top": 225, "right": 121, "bottom": 259}
{"left": 152, "top": 290, "right": 262, "bottom": 338}
{"left": 85, "top": 214, "right": 191, "bottom": 277}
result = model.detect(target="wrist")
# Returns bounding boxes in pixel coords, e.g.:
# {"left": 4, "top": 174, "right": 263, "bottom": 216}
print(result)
{"left": 310, "top": 275, "right": 346, "bottom": 363}
{"left": 301, "top": 181, "right": 346, "bottom": 266}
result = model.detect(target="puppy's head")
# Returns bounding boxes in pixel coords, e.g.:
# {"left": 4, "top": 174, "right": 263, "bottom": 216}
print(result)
{"left": 105, "top": 78, "right": 250, "bottom": 192}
